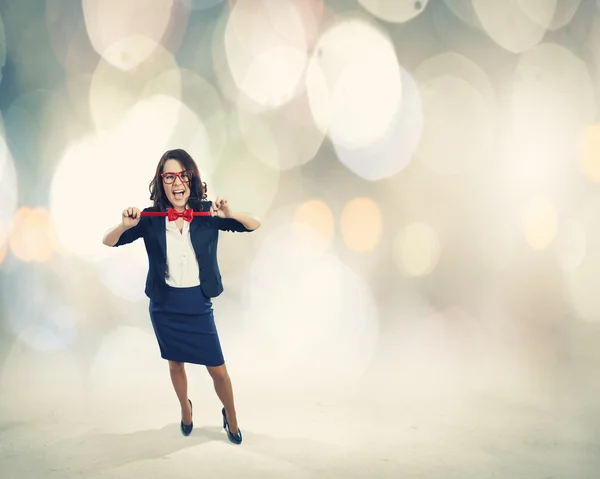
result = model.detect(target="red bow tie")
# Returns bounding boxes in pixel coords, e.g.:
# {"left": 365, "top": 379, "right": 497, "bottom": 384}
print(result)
{"left": 167, "top": 208, "right": 194, "bottom": 222}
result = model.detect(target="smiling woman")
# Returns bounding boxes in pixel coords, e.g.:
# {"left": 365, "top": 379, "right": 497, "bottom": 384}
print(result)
{"left": 149, "top": 149, "right": 206, "bottom": 214}
{"left": 101, "top": 148, "right": 260, "bottom": 444}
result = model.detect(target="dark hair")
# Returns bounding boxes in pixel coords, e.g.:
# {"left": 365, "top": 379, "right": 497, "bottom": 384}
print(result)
{"left": 149, "top": 149, "right": 208, "bottom": 211}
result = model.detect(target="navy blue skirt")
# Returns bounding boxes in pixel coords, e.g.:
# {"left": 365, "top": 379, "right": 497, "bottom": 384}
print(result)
{"left": 149, "top": 285, "right": 225, "bottom": 366}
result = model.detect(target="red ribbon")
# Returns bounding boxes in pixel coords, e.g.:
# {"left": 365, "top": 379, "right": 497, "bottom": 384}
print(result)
{"left": 140, "top": 209, "right": 211, "bottom": 222}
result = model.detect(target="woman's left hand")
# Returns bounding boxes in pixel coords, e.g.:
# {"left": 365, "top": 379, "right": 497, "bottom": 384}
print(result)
{"left": 211, "top": 197, "right": 232, "bottom": 218}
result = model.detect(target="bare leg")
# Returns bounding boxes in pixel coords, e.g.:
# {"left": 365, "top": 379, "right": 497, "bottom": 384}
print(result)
{"left": 206, "top": 364, "right": 239, "bottom": 433}
{"left": 169, "top": 360, "right": 192, "bottom": 425}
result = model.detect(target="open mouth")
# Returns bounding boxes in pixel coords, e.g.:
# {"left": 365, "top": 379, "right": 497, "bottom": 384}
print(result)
{"left": 173, "top": 189, "right": 185, "bottom": 200}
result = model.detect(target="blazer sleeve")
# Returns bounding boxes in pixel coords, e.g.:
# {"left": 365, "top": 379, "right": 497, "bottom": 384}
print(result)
{"left": 202, "top": 201, "right": 253, "bottom": 233}
{"left": 215, "top": 217, "right": 253, "bottom": 233}
{"left": 113, "top": 208, "right": 151, "bottom": 247}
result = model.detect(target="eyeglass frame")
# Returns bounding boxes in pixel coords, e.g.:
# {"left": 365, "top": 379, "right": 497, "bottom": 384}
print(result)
{"left": 161, "top": 170, "right": 193, "bottom": 184}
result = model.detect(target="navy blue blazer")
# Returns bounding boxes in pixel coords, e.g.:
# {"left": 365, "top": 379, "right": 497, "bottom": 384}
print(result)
{"left": 113, "top": 202, "right": 253, "bottom": 301}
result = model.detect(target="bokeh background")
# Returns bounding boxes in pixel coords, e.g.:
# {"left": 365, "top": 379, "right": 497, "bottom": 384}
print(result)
{"left": 1, "top": 0, "right": 600, "bottom": 476}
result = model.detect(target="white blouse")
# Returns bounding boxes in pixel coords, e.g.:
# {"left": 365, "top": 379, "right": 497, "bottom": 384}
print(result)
{"left": 165, "top": 218, "right": 201, "bottom": 287}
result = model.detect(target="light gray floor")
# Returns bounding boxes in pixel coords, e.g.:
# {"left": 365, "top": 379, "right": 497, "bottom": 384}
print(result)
{"left": 1, "top": 367, "right": 599, "bottom": 479}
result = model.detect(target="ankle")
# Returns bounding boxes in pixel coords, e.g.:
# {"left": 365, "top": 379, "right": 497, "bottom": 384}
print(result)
{"left": 225, "top": 407, "right": 236, "bottom": 417}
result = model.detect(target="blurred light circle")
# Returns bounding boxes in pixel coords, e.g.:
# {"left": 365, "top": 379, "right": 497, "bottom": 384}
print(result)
{"left": 28, "top": 208, "right": 59, "bottom": 263}
{"left": 443, "top": 0, "right": 481, "bottom": 29}
{"left": 141, "top": 61, "right": 184, "bottom": 100}
{"left": 394, "top": 222, "right": 441, "bottom": 277}
{"left": 45, "top": 0, "right": 99, "bottom": 73}
{"left": 306, "top": 18, "right": 402, "bottom": 150}
{"left": 7, "top": 207, "right": 33, "bottom": 262}
{"left": 8, "top": 207, "right": 57, "bottom": 263}
{"left": 415, "top": 52, "right": 496, "bottom": 107}
{"left": 238, "top": 45, "right": 307, "bottom": 108}
{"left": 51, "top": 136, "right": 107, "bottom": 262}
{"left": 579, "top": 124, "right": 600, "bottom": 182}
{"left": 224, "top": 0, "right": 314, "bottom": 108}
{"left": 472, "top": 0, "right": 556, "bottom": 52}
{"left": 89, "top": 42, "right": 181, "bottom": 132}
{"left": 213, "top": 1, "right": 322, "bottom": 112}
{"left": 512, "top": 43, "right": 596, "bottom": 132}
{"left": 155, "top": 95, "right": 219, "bottom": 178}
{"left": 241, "top": 224, "right": 379, "bottom": 383}
{"left": 101, "top": 35, "right": 160, "bottom": 72}
{"left": 518, "top": 0, "right": 558, "bottom": 26}
{"left": 358, "top": 0, "right": 429, "bottom": 23}
{"left": 51, "top": 96, "right": 193, "bottom": 262}
{"left": 96, "top": 241, "right": 148, "bottom": 302}
{"left": 509, "top": 45, "right": 596, "bottom": 196}
{"left": 0, "top": 129, "right": 17, "bottom": 246}
{"left": 236, "top": 88, "right": 326, "bottom": 171}
{"left": 0, "top": 241, "right": 6, "bottom": 265}
{"left": 212, "top": 8, "right": 259, "bottom": 111}
{"left": 339, "top": 197, "right": 383, "bottom": 253}
{"left": 522, "top": 195, "right": 558, "bottom": 250}
{"left": 332, "top": 66, "right": 422, "bottom": 181}
{"left": 292, "top": 199, "right": 335, "bottom": 252}
{"left": 547, "top": 0, "right": 581, "bottom": 30}
{"left": 113, "top": 94, "right": 190, "bottom": 156}
{"left": 160, "top": 0, "right": 193, "bottom": 55}
{"left": 415, "top": 76, "right": 493, "bottom": 175}
{"left": 3, "top": 267, "right": 79, "bottom": 352}
{"left": 82, "top": 0, "right": 175, "bottom": 71}
{"left": 507, "top": 93, "right": 569, "bottom": 195}
{"left": 179, "top": 69, "right": 229, "bottom": 164}
{"left": 209, "top": 139, "right": 280, "bottom": 218}
{"left": 554, "top": 218, "right": 587, "bottom": 272}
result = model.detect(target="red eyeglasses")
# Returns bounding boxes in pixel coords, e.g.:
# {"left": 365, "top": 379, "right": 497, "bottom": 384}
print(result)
{"left": 161, "top": 171, "right": 192, "bottom": 184}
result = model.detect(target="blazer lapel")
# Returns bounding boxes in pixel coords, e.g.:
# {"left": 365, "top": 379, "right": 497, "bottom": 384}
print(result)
{"left": 153, "top": 216, "right": 166, "bottom": 257}
{"left": 190, "top": 214, "right": 201, "bottom": 236}
{"left": 191, "top": 201, "right": 211, "bottom": 238}
{"left": 190, "top": 214, "right": 202, "bottom": 255}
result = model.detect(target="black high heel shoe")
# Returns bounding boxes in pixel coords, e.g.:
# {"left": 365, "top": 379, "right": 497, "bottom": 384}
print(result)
{"left": 181, "top": 399, "right": 193, "bottom": 436}
{"left": 222, "top": 407, "right": 242, "bottom": 444}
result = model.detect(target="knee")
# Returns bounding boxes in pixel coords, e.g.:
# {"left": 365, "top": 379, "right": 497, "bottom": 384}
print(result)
{"left": 169, "top": 361, "right": 185, "bottom": 372}
{"left": 208, "top": 365, "right": 228, "bottom": 382}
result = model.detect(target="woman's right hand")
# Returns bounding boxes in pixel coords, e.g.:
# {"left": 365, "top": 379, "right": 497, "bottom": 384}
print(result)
{"left": 122, "top": 207, "right": 141, "bottom": 229}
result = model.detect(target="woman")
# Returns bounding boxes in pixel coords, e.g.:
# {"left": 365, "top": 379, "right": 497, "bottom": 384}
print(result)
{"left": 102, "top": 149, "right": 260, "bottom": 444}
